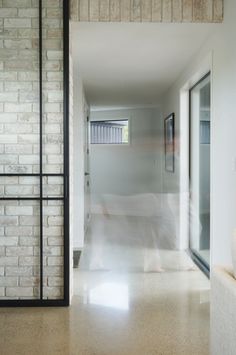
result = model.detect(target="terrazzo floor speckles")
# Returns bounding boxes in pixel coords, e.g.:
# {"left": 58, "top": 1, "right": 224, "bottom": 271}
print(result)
{"left": 0, "top": 268, "right": 210, "bottom": 355}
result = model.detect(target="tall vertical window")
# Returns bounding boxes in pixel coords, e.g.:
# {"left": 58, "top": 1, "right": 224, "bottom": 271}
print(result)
{"left": 90, "top": 120, "right": 129, "bottom": 144}
{"left": 189, "top": 73, "right": 211, "bottom": 274}
{"left": 0, "top": 0, "right": 69, "bottom": 306}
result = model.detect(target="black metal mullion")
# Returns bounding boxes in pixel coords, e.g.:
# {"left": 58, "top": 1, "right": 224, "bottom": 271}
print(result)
{"left": 0, "top": 198, "right": 64, "bottom": 201}
{"left": 39, "top": 0, "right": 43, "bottom": 300}
{"left": 63, "top": 0, "right": 70, "bottom": 306}
{"left": 0, "top": 174, "right": 64, "bottom": 177}
{"left": 0, "top": 299, "right": 68, "bottom": 308}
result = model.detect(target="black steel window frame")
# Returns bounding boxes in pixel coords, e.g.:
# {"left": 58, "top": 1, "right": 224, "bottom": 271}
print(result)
{"left": 188, "top": 71, "right": 211, "bottom": 278}
{"left": 0, "top": 0, "right": 70, "bottom": 307}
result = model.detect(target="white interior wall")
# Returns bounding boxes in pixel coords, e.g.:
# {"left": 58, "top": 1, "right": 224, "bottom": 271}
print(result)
{"left": 90, "top": 107, "right": 162, "bottom": 204}
{"left": 161, "top": 0, "right": 236, "bottom": 267}
{"left": 69, "top": 40, "right": 74, "bottom": 300}
{"left": 72, "top": 61, "right": 88, "bottom": 250}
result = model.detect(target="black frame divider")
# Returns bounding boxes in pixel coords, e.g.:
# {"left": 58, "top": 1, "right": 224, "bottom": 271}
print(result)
{"left": 0, "top": 0, "right": 70, "bottom": 307}
{"left": 63, "top": 0, "right": 70, "bottom": 307}
{"left": 39, "top": 0, "right": 44, "bottom": 301}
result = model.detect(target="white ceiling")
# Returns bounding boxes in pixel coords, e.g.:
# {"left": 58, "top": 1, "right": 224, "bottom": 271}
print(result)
{"left": 71, "top": 22, "right": 220, "bottom": 108}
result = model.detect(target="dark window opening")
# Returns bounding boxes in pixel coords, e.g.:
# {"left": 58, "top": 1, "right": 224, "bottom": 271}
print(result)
{"left": 90, "top": 120, "right": 129, "bottom": 144}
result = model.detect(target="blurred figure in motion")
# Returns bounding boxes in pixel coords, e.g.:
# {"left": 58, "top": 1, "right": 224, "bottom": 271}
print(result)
{"left": 80, "top": 191, "right": 195, "bottom": 273}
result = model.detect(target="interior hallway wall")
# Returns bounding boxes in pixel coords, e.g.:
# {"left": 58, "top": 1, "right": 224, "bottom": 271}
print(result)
{"left": 90, "top": 107, "right": 162, "bottom": 202}
{"left": 161, "top": 0, "right": 236, "bottom": 267}
{"left": 71, "top": 58, "right": 88, "bottom": 250}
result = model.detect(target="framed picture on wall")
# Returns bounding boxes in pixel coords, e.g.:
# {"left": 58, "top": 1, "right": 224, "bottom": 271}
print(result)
{"left": 164, "top": 113, "right": 175, "bottom": 172}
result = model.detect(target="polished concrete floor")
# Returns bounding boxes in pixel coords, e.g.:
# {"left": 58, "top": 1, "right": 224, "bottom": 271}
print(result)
{"left": 0, "top": 268, "right": 210, "bottom": 355}
{"left": 0, "top": 212, "right": 210, "bottom": 355}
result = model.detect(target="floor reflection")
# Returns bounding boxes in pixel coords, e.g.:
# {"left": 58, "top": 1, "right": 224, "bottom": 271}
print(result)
{"left": 72, "top": 268, "right": 210, "bottom": 355}
{"left": 87, "top": 282, "right": 129, "bottom": 310}
{"left": 70, "top": 193, "right": 210, "bottom": 354}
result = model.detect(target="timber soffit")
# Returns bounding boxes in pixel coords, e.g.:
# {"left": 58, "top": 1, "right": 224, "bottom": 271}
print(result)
{"left": 70, "top": 0, "right": 223, "bottom": 23}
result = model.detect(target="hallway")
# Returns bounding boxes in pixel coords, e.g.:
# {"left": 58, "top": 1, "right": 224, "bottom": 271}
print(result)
{"left": 79, "top": 208, "right": 196, "bottom": 273}
{"left": 1, "top": 0, "right": 236, "bottom": 353}
{"left": 73, "top": 208, "right": 210, "bottom": 354}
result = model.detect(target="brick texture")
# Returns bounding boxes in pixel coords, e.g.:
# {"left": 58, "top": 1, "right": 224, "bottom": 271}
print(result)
{"left": 71, "top": 0, "right": 223, "bottom": 22}
{"left": 0, "top": 0, "right": 64, "bottom": 300}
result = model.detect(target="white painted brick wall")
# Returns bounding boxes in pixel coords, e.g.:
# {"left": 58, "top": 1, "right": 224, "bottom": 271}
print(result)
{"left": 5, "top": 266, "right": 33, "bottom": 276}
{"left": 0, "top": 277, "right": 18, "bottom": 286}
{"left": 0, "top": 0, "right": 64, "bottom": 300}
{"left": 0, "top": 237, "right": 18, "bottom": 246}
{"left": 71, "top": 0, "right": 224, "bottom": 22}
{"left": 0, "top": 257, "right": 18, "bottom": 266}
{"left": 6, "top": 287, "right": 34, "bottom": 297}
{"left": 5, "top": 206, "right": 33, "bottom": 215}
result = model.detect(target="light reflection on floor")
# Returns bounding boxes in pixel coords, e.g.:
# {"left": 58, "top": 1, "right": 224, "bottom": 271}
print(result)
{"left": 87, "top": 282, "right": 129, "bottom": 310}
{"left": 0, "top": 265, "right": 210, "bottom": 355}
{"left": 72, "top": 268, "right": 210, "bottom": 355}
{"left": 71, "top": 209, "right": 210, "bottom": 354}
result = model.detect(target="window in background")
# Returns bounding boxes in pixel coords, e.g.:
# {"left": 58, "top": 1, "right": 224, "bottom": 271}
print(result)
{"left": 90, "top": 120, "right": 129, "bottom": 144}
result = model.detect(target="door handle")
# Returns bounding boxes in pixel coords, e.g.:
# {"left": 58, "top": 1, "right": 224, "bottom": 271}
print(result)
{"left": 85, "top": 172, "right": 90, "bottom": 176}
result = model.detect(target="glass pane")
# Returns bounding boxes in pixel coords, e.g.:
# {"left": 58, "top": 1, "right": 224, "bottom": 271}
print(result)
{"left": 0, "top": 0, "right": 65, "bottom": 304}
{"left": 43, "top": 176, "right": 63, "bottom": 198}
{"left": 190, "top": 75, "right": 211, "bottom": 267}
{"left": 43, "top": 200, "right": 64, "bottom": 300}
{"left": 42, "top": 1, "right": 64, "bottom": 174}
{"left": 0, "top": 201, "right": 40, "bottom": 300}
{"left": 0, "top": 7, "right": 40, "bottom": 175}
{"left": 0, "top": 176, "right": 40, "bottom": 198}
{"left": 91, "top": 120, "right": 129, "bottom": 144}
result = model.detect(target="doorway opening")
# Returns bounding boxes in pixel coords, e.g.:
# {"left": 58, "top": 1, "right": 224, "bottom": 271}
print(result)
{"left": 67, "top": 21, "right": 223, "bottom": 351}
{"left": 69, "top": 22, "right": 219, "bottom": 283}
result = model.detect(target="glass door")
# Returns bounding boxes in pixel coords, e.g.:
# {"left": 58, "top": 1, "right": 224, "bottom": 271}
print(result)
{"left": 189, "top": 73, "right": 211, "bottom": 273}
{"left": 0, "top": 0, "right": 69, "bottom": 306}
